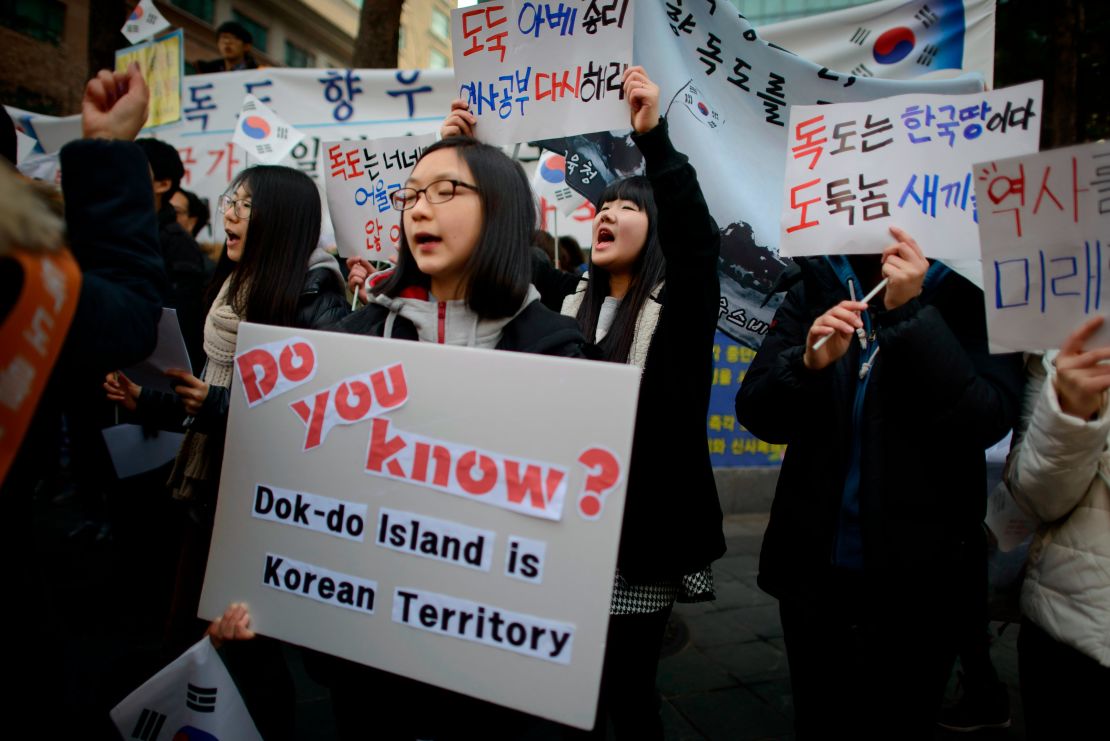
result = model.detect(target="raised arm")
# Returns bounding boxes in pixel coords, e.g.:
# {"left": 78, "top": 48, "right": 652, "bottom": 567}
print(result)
{"left": 1008, "top": 318, "right": 1110, "bottom": 523}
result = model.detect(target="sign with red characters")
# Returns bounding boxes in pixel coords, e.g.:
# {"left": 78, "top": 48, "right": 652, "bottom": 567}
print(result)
{"left": 201, "top": 323, "right": 640, "bottom": 729}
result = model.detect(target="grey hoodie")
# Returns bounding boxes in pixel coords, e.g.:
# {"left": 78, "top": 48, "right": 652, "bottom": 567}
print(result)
{"left": 371, "top": 285, "right": 544, "bottom": 348}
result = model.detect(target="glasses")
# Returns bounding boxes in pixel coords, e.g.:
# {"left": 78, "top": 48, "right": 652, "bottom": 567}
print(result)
{"left": 390, "top": 179, "right": 479, "bottom": 211}
{"left": 218, "top": 194, "right": 252, "bottom": 219}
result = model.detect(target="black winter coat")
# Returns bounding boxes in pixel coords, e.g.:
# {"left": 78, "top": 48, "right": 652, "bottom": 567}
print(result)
{"left": 735, "top": 256, "right": 1025, "bottom": 600}
{"left": 534, "top": 119, "right": 726, "bottom": 582}
{"left": 157, "top": 203, "right": 208, "bottom": 374}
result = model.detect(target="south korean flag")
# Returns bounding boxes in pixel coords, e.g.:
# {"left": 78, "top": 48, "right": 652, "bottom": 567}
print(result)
{"left": 232, "top": 94, "right": 305, "bottom": 166}
{"left": 121, "top": 0, "right": 172, "bottom": 44}
{"left": 111, "top": 637, "right": 262, "bottom": 741}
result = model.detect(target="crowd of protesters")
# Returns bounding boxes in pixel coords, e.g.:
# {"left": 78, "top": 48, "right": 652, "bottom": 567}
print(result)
{"left": 1, "top": 57, "right": 1106, "bottom": 741}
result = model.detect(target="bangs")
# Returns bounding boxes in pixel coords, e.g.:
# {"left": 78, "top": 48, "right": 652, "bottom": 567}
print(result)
{"left": 595, "top": 175, "right": 653, "bottom": 211}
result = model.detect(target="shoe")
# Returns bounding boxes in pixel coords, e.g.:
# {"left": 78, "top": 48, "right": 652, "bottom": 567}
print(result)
{"left": 937, "top": 687, "right": 1012, "bottom": 732}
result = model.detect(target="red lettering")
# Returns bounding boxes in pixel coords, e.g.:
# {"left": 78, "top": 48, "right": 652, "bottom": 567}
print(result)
{"left": 457, "top": 451, "right": 497, "bottom": 495}
{"left": 367, "top": 418, "right": 407, "bottom": 477}
{"left": 237, "top": 348, "right": 277, "bottom": 405}
{"left": 279, "top": 341, "right": 315, "bottom": 382}
{"left": 504, "top": 462, "right": 565, "bottom": 510}
{"left": 411, "top": 441, "right": 451, "bottom": 487}
{"left": 335, "top": 380, "right": 372, "bottom": 422}
{"left": 290, "top": 390, "right": 330, "bottom": 450}
{"left": 370, "top": 363, "right": 408, "bottom": 409}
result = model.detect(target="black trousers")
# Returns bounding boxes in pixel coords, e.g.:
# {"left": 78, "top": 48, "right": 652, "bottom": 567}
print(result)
{"left": 778, "top": 571, "right": 958, "bottom": 741}
{"left": 581, "top": 607, "right": 673, "bottom": 740}
{"left": 1019, "top": 617, "right": 1110, "bottom": 740}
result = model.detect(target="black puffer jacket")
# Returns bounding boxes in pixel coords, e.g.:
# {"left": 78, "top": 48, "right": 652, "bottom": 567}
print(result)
{"left": 534, "top": 119, "right": 726, "bottom": 582}
{"left": 736, "top": 256, "right": 1025, "bottom": 600}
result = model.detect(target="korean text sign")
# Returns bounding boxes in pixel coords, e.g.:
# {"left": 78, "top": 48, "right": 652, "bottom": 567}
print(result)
{"left": 974, "top": 141, "right": 1110, "bottom": 352}
{"left": 198, "top": 323, "right": 641, "bottom": 729}
{"left": 780, "top": 81, "right": 1043, "bottom": 259}
{"left": 115, "top": 29, "right": 184, "bottom": 128}
{"left": 323, "top": 133, "right": 435, "bottom": 261}
{"left": 451, "top": 0, "right": 634, "bottom": 145}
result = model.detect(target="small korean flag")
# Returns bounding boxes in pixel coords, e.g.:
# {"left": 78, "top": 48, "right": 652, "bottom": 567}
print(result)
{"left": 232, "top": 94, "right": 305, "bottom": 165}
{"left": 532, "top": 151, "right": 580, "bottom": 217}
{"left": 678, "top": 82, "right": 725, "bottom": 130}
{"left": 110, "top": 637, "right": 263, "bottom": 741}
{"left": 121, "top": 0, "right": 172, "bottom": 44}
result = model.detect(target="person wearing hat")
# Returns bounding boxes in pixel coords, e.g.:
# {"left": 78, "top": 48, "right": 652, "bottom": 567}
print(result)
{"left": 195, "top": 21, "right": 259, "bottom": 73}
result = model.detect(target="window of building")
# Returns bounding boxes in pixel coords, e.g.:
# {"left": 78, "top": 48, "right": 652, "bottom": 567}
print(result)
{"left": 0, "top": 0, "right": 65, "bottom": 44}
{"left": 431, "top": 9, "right": 450, "bottom": 40}
{"left": 170, "top": 0, "right": 214, "bottom": 23}
{"left": 232, "top": 10, "right": 268, "bottom": 53}
{"left": 429, "top": 49, "right": 449, "bottom": 69}
{"left": 285, "top": 40, "right": 315, "bottom": 68}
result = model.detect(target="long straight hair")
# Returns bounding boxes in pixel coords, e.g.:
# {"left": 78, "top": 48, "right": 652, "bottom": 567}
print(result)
{"left": 576, "top": 176, "right": 665, "bottom": 363}
{"left": 206, "top": 165, "right": 322, "bottom": 326}
{"left": 372, "top": 136, "right": 533, "bottom": 319}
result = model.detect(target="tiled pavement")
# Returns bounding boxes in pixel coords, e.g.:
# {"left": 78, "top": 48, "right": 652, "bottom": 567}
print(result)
{"left": 654, "top": 514, "right": 1026, "bottom": 741}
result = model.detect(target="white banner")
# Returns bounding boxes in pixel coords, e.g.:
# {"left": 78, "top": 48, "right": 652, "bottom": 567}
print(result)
{"left": 323, "top": 133, "right": 435, "bottom": 260}
{"left": 760, "top": 0, "right": 996, "bottom": 87}
{"left": 780, "top": 81, "right": 1042, "bottom": 259}
{"left": 451, "top": 0, "right": 634, "bottom": 145}
{"left": 974, "top": 140, "right": 1110, "bottom": 351}
{"left": 199, "top": 323, "right": 641, "bottom": 729}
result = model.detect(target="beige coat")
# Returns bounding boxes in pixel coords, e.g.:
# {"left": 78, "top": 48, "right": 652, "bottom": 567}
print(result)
{"left": 1008, "top": 354, "right": 1110, "bottom": 667}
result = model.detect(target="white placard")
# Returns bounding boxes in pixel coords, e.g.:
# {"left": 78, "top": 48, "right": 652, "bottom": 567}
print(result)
{"left": 973, "top": 140, "right": 1110, "bottom": 351}
{"left": 780, "top": 81, "right": 1042, "bottom": 259}
{"left": 102, "top": 424, "right": 185, "bottom": 479}
{"left": 322, "top": 133, "right": 435, "bottom": 261}
{"left": 451, "top": 0, "right": 634, "bottom": 145}
{"left": 232, "top": 94, "right": 305, "bottom": 165}
{"left": 122, "top": 308, "right": 192, "bottom": 393}
{"left": 121, "top": 0, "right": 172, "bottom": 44}
{"left": 199, "top": 323, "right": 641, "bottom": 729}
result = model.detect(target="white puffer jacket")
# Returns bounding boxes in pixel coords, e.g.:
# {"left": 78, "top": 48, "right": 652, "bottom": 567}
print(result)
{"left": 1007, "top": 354, "right": 1110, "bottom": 668}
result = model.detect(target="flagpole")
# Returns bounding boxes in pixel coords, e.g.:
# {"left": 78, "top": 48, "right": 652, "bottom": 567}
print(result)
{"left": 552, "top": 209, "right": 560, "bottom": 270}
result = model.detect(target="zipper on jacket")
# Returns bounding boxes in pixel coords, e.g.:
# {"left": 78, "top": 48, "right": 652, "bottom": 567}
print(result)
{"left": 437, "top": 301, "right": 446, "bottom": 344}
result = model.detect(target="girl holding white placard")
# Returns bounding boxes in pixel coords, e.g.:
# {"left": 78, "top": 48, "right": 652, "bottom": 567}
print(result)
{"left": 435, "top": 65, "right": 726, "bottom": 740}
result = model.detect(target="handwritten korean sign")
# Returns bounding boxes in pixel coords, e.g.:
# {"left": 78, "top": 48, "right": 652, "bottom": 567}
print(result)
{"left": 323, "top": 133, "right": 435, "bottom": 261}
{"left": 199, "top": 324, "right": 641, "bottom": 729}
{"left": 974, "top": 141, "right": 1110, "bottom": 352}
{"left": 779, "top": 81, "right": 1043, "bottom": 259}
{"left": 451, "top": 0, "right": 634, "bottom": 145}
{"left": 115, "top": 29, "right": 183, "bottom": 128}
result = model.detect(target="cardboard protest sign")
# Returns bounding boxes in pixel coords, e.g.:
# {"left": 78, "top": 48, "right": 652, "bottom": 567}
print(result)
{"left": 232, "top": 94, "right": 305, "bottom": 165}
{"left": 323, "top": 133, "right": 435, "bottom": 261}
{"left": 780, "top": 80, "right": 1042, "bottom": 259}
{"left": 115, "top": 29, "right": 183, "bottom": 128}
{"left": 973, "top": 140, "right": 1110, "bottom": 351}
{"left": 199, "top": 323, "right": 641, "bottom": 729}
{"left": 451, "top": 0, "right": 634, "bottom": 145}
{"left": 121, "top": 0, "right": 172, "bottom": 45}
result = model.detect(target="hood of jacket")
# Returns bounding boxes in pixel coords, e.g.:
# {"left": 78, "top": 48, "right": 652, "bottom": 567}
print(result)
{"left": 370, "top": 284, "right": 543, "bottom": 349}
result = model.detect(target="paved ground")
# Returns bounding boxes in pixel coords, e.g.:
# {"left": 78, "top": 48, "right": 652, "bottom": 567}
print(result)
{"left": 653, "top": 514, "right": 1025, "bottom": 741}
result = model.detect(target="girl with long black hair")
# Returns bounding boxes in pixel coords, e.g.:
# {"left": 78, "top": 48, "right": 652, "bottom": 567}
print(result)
{"left": 438, "top": 66, "right": 726, "bottom": 739}
{"left": 105, "top": 164, "right": 348, "bottom": 739}
{"left": 214, "top": 132, "right": 588, "bottom": 740}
